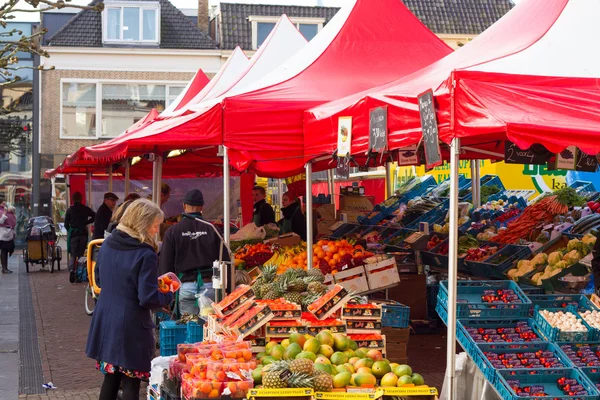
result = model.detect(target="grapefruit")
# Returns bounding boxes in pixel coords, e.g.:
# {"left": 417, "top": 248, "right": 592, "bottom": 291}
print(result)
{"left": 394, "top": 364, "right": 413, "bottom": 378}
{"left": 330, "top": 352, "right": 349, "bottom": 365}
{"left": 296, "top": 351, "right": 317, "bottom": 361}
{"left": 304, "top": 338, "right": 321, "bottom": 354}
{"left": 354, "top": 372, "right": 377, "bottom": 387}
{"left": 380, "top": 372, "right": 398, "bottom": 387}
{"left": 284, "top": 343, "right": 302, "bottom": 360}
{"left": 354, "top": 358, "right": 374, "bottom": 370}
{"left": 372, "top": 361, "right": 391, "bottom": 378}
{"left": 316, "top": 331, "right": 334, "bottom": 347}
{"left": 366, "top": 349, "right": 382, "bottom": 361}
{"left": 411, "top": 373, "right": 425, "bottom": 386}
{"left": 397, "top": 375, "right": 413, "bottom": 386}
{"left": 289, "top": 333, "right": 306, "bottom": 348}
{"left": 333, "top": 372, "right": 352, "bottom": 388}
{"left": 318, "top": 344, "right": 334, "bottom": 358}
{"left": 333, "top": 333, "right": 350, "bottom": 351}
{"left": 315, "top": 355, "right": 331, "bottom": 365}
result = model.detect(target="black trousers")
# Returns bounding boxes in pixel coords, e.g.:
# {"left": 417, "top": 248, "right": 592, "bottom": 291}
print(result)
{"left": 99, "top": 371, "right": 141, "bottom": 400}
{"left": 1, "top": 248, "right": 9, "bottom": 270}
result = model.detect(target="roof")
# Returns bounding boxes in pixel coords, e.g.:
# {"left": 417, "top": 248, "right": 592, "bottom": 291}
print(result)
{"left": 218, "top": 0, "right": 514, "bottom": 50}
{"left": 218, "top": 3, "right": 338, "bottom": 49}
{"left": 46, "top": 0, "right": 217, "bottom": 49}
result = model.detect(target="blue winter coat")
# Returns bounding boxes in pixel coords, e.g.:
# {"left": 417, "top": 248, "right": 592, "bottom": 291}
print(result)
{"left": 86, "top": 230, "right": 173, "bottom": 372}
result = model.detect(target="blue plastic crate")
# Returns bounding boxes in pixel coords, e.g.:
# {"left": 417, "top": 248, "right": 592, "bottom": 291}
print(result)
{"left": 467, "top": 244, "right": 532, "bottom": 279}
{"left": 186, "top": 321, "right": 204, "bottom": 343}
{"left": 534, "top": 305, "right": 597, "bottom": 342}
{"left": 556, "top": 343, "right": 600, "bottom": 368}
{"left": 474, "top": 342, "right": 574, "bottom": 388}
{"left": 420, "top": 238, "right": 470, "bottom": 274}
{"left": 357, "top": 210, "right": 386, "bottom": 225}
{"left": 528, "top": 294, "right": 599, "bottom": 312}
{"left": 457, "top": 317, "right": 547, "bottom": 346}
{"left": 401, "top": 175, "right": 438, "bottom": 200}
{"left": 160, "top": 320, "right": 187, "bottom": 349}
{"left": 426, "top": 284, "right": 440, "bottom": 321}
{"left": 438, "top": 280, "right": 531, "bottom": 319}
{"left": 496, "top": 368, "right": 600, "bottom": 400}
{"left": 160, "top": 345, "right": 178, "bottom": 357}
{"left": 329, "top": 223, "right": 360, "bottom": 239}
{"left": 383, "top": 228, "right": 418, "bottom": 249}
{"left": 581, "top": 367, "right": 600, "bottom": 390}
{"left": 381, "top": 302, "right": 410, "bottom": 328}
{"left": 404, "top": 203, "right": 447, "bottom": 230}
{"left": 520, "top": 284, "right": 545, "bottom": 295}
{"left": 570, "top": 180, "right": 596, "bottom": 193}
{"left": 373, "top": 196, "right": 403, "bottom": 215}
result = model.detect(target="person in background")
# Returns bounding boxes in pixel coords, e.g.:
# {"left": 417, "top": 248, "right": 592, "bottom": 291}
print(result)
{"left": 252, "top": 186, "right": 275, "bottom": 227}
{"left": 86, "top": 199, "right": 173, "bottom": 400}
{"left": 123, "top": 193, "right": 141, "bottom": 203}
{"left": 105, "top": 200, "right": 136, "bottom": 236}
{"left": 159, "top": 189, "right": 230, "bottom": 315}
{"left": 93, "top": 192, "right": 119, "bottom": 240}
{"left": 65, "top": 192, "right": 95, "bottom": 283}
{"left": 0, "top": 205, "right": 16, "bottom": 273}
{"left": 278, "top": 192, "right": 307, "bottom": 240}
{"left": 160, "top": 183, "right": 171, "bottom": 208}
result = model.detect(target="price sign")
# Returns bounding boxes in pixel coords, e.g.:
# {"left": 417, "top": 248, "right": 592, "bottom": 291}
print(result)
{"left": 335, "top": 156, "right": 350, "bottom": 180}
{"left": 576, "top": 149, "right": 598, "bottom": 172}
{"left": 504, "top": 142, "right": 549, "bottom": 165}
{"left": 417, "top": 90, "right": 442, "bottom": 169}
{"left": 556, "top": 146, "right": 577, "bottom": 170}
{"left": 398, "top": 145, "right": 419, "bottom": 166}
{"left": 369, "top": 106, "right": 387, "bottom": 152}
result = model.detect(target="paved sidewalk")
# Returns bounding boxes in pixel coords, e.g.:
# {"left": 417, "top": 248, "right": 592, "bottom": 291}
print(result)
{"left": 0, "top": 256, "right": 19, "bottom": 400}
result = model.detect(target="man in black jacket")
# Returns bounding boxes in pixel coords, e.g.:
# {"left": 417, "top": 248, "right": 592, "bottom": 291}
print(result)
{"left": 65, "top": 192, "right": 95, "bottom": 283}
{"left": 252, "top": 186, "right": 275, "bottom": 227}
{"left": 92, "top": 192, "right": 118, "bottom": 240}
{"left": 159, "top": 189, "right": 229, "bottom": 315}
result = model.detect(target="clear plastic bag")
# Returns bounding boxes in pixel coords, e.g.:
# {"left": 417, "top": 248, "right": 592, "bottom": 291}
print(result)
{"left": 196, "top": 289, "right": 214, "bottom": 320}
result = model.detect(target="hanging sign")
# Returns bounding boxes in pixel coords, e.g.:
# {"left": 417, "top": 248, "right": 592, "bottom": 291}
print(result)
{"left": 504, "top": 142, "right": 549, "bottom": 165}
{"left": 556, "top": 146, "right": 577, "bottom": 170}
{"left": 337, "top": 116, "right": 353, "bottom": 158}
{"left": 576, "top": 149, "right": 598, "bottom": 172}
{"left": 369, "top": 106, "right": 387, "bottom": 152}
{"left": 335, "top": 156, "right": 350, "bottom": 180}
{"left": 398, "top": 145, "right": 418, "bottom": 166}
{"left": 417, "top": 90, "right": 442, "bottom": 169}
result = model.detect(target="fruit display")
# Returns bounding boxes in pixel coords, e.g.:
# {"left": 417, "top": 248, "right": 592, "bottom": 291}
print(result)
{"left": 400, "top": 197, "right": 442, "bottom": 226}
{"left": 480, "top": 289, "right": 522, "bottom": 304}
{"left": 482, "top": 348, "right": 567, "bottom": 369}
{"left": 571, "top": 213, "right": 600, "bottom": 235}
{"left": 312, "top": 239, "right": 374, "bottom": 275}
{"left": 158, "top": 272, "right": 181, "bottom": 293}
{"left": 579, "top": 310, "right": 600, "bottom": 329}
{"left": 426, "top": 235, "right": 443, "bottom": 250}
{"left": 538, "top": 310, "right": 588, "bottom": 334}
{"left": 252, "top": 331, "right": 426, "bottom": 391}
{"left": 234, "top": 243, "right": 274, "bottom": 268}
{"left": 559, "top": 344, "right": 600, "bottom": 367}
{"left": 212, "top": 285, "right": 255, "bottom": 317}
{"left": 262, "top": 243, "right": 308, "bottom": 273}
{"left": 464, "top": 245, "right": 500, "bottom": 262}
{"left": 504, "top": 376, "right": 592, "bottom": 397}
{"left": 463, "top": 322, "right": 541, "bottom": 343}
{"left": 307, "top": 284, "right": 351, "bottom": 320}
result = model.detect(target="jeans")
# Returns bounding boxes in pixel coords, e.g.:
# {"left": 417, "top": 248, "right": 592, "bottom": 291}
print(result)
{"left": 179, "top": 281, "right": 215, "bottom": 316}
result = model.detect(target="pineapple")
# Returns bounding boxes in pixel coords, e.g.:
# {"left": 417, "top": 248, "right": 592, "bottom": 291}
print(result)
{"left": 314, "top": 373, "right": 333, "bottom": 392}
{"left": 287, "top": 372, "right": 314, "bottom": 389}
{"left": 284, "top": 292, "right": 304, "bottom": 305}
{"left": 263, "top": 289, "right": 280, "bottom": 300}
{"left": 261, "top": 264, "right": 278, "bottom": 283}
{"left": 307, "top": 281, "right": 327, "bottom": 296}
{"left": 289, "top": 358, "right": 315, "bottom": 376}
{"left": 287, "top": 279, "right": 308, "bottom": 292}
{"left": 302, "top": 293, "right": 321, "bottom": 311}
{"left": 306, "top": 268, "right": 325, "bottom": 282}
{"left": 263, "top": 370, "right": 288, "bottom": 389}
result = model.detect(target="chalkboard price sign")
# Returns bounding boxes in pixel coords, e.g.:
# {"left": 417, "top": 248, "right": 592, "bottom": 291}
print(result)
{"left": 504, "top": 142, "right": 549, "bottom": 165}
{"left": 417, "top": 89, "right": 442, "bottom": 169}
{"left": 576, "top": 149, "right": 599, "bottom": 172}
{"left": 335, "top": 156, "right": 350, "bottom": 179}
{"left": 369, "top": 106, "right": 387, "bottom": 152}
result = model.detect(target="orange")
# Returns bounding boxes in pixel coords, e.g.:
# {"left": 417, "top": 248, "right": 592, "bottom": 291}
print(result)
{"left": 328, "top": 259, "right": 336, "bottom": 267}
{"left": 216, "top": 371, "right": 226, "bottom": 381}
{"left": 333, "top": 254, "right": 340, "bottom": 261}
{"left": 227, "top": 382, "right": 237, "bottom": 393}
{"left": 200, "top": 382, "right": 213, "bottom": 394}
{"left": 242, "top": 349, "right": 252, "bottom": 361}
{"left": 208, "top": 389, "right": 220, "bottom": 398}
{"left": 330, "top": 245, "right": 338, "bottom": 253}
{"left": 237, "top": 381, "right": 249, "bottom": 391}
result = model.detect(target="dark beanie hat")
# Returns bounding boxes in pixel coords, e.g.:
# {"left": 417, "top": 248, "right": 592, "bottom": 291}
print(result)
{"left": 183, "top": 189, "right": 204, "bottom": 206}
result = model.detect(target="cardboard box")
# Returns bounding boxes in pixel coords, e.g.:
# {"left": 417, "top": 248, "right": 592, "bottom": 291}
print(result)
{"left": 342, "top": 304, "right": 382, "bottom": 319}
{"left": 212, "top": 285, "right": 255, "bottom": 317}
{"left": 339, "top": 195, "right": 375, "bottom": 213}
{"left": 382, "top": 327, "right": 410, "bottom": 343}
{"left": 316, "top": 204, "right": 336, "bottom": 220}
{"left": 266, "top": 322, "right": 308, "bottom": 336}
{"left": 306, "top": 321, "right": 346, "bottom": 335}
{"left": 365, "top": 258, "right": 400, "bottom": 291}
{"left": 309, "top": 285, "right": 352, "bottom": 320}
{"left": 318, "top": 219, "right": 336, "bottom": 236}
{"left": 264, "top": 232, "right": 302, "bottom": 247}
{"left": 229, "top": 305, "right": 274, "bottom": 338}
{"left": 333, "top": 266, "right": 369, "bottom": 294}
{"left": 349, "top": 334, "right": 386, "bottom": 350}
{"left": 345, "top": 319, "right": 383, "bottom": 334}
{"left": 340, "top": 210, "right": 370, "bottom": 223}
{"left": 385, "top": 342, "right": 408, "bottom": 359}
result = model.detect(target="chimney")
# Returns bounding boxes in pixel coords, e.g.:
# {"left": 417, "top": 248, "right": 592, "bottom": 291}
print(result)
{"left": 198, "top": 0, "right": 209, "bottom": 33}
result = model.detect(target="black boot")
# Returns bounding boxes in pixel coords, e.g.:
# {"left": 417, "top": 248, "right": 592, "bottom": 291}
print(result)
{"left": 1, "top": 268, "right": 12, "bottom": 274}
{"left": 69, "top": 270, "right": 75, "bottom": 283}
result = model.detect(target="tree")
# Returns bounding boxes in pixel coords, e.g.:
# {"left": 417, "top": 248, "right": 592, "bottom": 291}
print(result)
{"left": 0, "top": 0, "right": 104, "bottom": 86}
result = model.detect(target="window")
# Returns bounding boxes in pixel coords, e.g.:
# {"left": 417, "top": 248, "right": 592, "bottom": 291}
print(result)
{"left": 103, "top": 3, "right": 160, "bottom": 45}
{"left": 60, "top": 80, "right": 187, "bottom": 139}
{"left": 250, "top": 16, "right": 325, "bottom": 50}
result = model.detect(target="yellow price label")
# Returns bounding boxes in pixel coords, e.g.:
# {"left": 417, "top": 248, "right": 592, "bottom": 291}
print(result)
{"left": 382, "top": 386, "right": 439, "bottom": 396}
{"left": 247, "top": 388, "right": 313, "bottom": 398}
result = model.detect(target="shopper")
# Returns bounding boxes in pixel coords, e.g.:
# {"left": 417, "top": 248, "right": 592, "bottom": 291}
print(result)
{"left": 592, "top": 238, "right": 600, "bottom": 295}
{"left": 65, "top": 192, "right": 95, "bottom": 283}
{"left": 0, "top": 205, "right": 16, "bottom": 273}
{"left": 123, "top": 193, "right": 141, "bottom": 203}
{"left": 278, "top": 192, "right": 307, "bottom": 240}
{"left": 93, "top": 192, "right": 119, "bottom": 240}
{"left": 86, "top": 199, "right": 173, "bottom": 400}
{"left": 105, "top": 200, "right": 135, "bottom": 236}
{"left": 159, "top": 189, "right": 230, "bottom": 315}
{"left": 252, "top": 186, "right": 275, "bottom": 227}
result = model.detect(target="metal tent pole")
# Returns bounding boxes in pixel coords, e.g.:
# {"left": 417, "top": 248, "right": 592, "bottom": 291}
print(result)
{"left": 385, "top": 162, "right": 394, "bottom": 198}
{"left": 87, "top": 172, "right": 93, "bottom": 208}
{"left": 155, "top": 155, "right": 163, "bottom": 207}
{"left": 475, "top": 161, "right": 481, "bottom": 206}
{"left": 446, "top": 138, "right": 460, "bottom": 400}
{"left": 305, "top": 163, "right": 314, "bottom": 270}
{"left": 124, "top": 161, "right": 130, "bottom": 196}
{"left": 108, "top": 166, "right": 113, "bottom": 192}
{"left": 470, "top": 161, "right": 479, "bottom": 207}
{"left": 327, "top": 168, "right": 336, "bottom": 219}
{"left": 223, "top": 146, "right": 233, "bottom": 294}
{"left": 151, "top": 156, "right": 158, "bottom": 204}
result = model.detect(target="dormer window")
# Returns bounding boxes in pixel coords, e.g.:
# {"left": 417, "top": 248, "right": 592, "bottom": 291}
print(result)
{"left": 249, "top": 16, "right": 325, "bottom": 50}
{"left": 103, "top": 2, "right": 160, "bottom": 45}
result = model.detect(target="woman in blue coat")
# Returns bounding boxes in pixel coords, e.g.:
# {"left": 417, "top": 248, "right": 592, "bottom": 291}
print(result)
{"left": 86, "top": 199, "right": 173, "bottom": 400}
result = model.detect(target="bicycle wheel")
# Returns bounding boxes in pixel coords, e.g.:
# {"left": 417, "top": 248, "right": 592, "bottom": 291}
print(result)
{"left": 84, "top": 284, "right": 96, "bottom": 316}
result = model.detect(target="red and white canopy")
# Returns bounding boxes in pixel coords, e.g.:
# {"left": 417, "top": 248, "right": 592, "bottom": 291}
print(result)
{"left": 305, "top": 0, "right": 600, "bottom": 162}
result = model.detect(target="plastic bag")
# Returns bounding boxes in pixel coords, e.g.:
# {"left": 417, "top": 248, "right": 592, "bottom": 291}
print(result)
{"left": 230, "top": 223, "right": 266, "bottom": 241}
{"left": 196, "top": 289, "right": 214, "bottom": 320}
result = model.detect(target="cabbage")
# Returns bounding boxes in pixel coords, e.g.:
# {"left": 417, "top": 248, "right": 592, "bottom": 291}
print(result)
{"left": 554, "top": 260, "right": 568, "bottom": 269}
{"left": 517, "top": 260, "right": 531, "bottom": 270}
{"left": 531, "top": 272, "right": 544, "bottom": 285}
{"left": 548, "top": 252, "right": 562, "bottom": 266}
{"left": 531, "top": 253, "right": 548, "bottom": 266}
{"left": 567, "top": 239, "right": 581, "bottom": 252}
{"left": 563, "top": 250, "right": 582, "bottom": 265}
